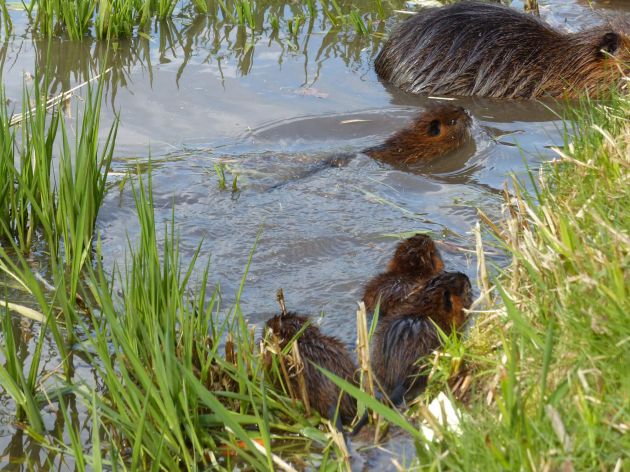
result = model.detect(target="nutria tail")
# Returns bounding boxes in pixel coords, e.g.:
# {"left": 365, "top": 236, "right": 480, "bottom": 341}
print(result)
{"left": 363, "top": 103, "right": 472, "bottom": 165}
{"left": 375, "top": 1, "right": 630, "bottom": 99}
{"left": 264, "top": 152, "right": 354, "bottom": 192}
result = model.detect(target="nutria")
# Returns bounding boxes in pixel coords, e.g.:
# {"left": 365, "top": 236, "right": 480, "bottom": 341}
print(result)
{"left": 370, "top": 271, "right": 473, "bottom": 406}
{"left": 363, "top": 103, "right": 472, "bottom": 165}
{"left": 375, "top": 1, "right": 630, "bottom": 99}
{"left": 362, "top": 234, "right": 444, "bottom": 318}
{"left": 264, "top": 312, "right": 357, "bottom": 426}
{"left": 264, "top": 104, "right": 473, "bottom": 191}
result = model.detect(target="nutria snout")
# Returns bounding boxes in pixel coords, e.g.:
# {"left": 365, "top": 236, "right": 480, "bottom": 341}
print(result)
{"left": 362, "top": 234, "right": 445, "bottom": 318}
{"left": 264, "top": 312, "right": 357, "bottom": 425}
{"left": 363, "top": 103, "right": 473, "bottom": 165}
{"left": 375, "top": 2, "right": 630, "bottom": 99}
{"left": 371, "top": 271, "right": 473, "bottom": 404}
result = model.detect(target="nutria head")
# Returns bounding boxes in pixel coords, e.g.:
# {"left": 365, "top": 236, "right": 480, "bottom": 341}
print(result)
{"left": 391, "top": 271, "right": 473, "bottom": 331}
{"left": 363, "top": 103, "right": 472, "bottom": 165}
{"left": 265, "top": 312, "right": 311, "bottom": 345}
{"left": 564, "top": 23, "right": 630, "bottom": 95}
{"left": 386, "top": 234, "right": 445, "bottom": 276}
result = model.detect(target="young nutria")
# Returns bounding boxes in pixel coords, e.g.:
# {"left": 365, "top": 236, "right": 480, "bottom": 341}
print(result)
{"left": 375, "top": 2, "right": 630, "bottom": 99}
{"left": 363, "top": 103, "right": 472, "bottom": 166}
{"left": 371, "top": 271, "right": 473, "bottom": 406}
{"left": 265, "top": 104, "right": 473, "bottom": 191}
{"left": 362, "top": 234, "right": 444, "bottom": 318}
{"left": 265, "top": 312, "right": 358, "bottom": 426}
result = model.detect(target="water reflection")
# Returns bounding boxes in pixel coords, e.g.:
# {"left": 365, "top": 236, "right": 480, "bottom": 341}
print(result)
{"left": 0, "top": 0, "right": 394, "bottom": 107}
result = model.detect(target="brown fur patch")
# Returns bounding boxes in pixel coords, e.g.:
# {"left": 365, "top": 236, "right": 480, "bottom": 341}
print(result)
{"left": 364, "top": 103, "right": 472, "bottom": 164}
{"left": 362, "top": 234, "right": 445, "bottom": 317}
{"left": 264, "top": 312, "right": 358, "bottom": 424}
{"left": 371, "top": 272, "right": 473, "bottom": 401}
{"left": 375, "top": 2, "right": 630, "bottom": 99}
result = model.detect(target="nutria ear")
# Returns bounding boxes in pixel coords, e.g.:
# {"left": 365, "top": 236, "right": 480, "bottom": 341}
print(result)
{"left": 597, "top": 32, "right": 620, "bottom": 57}
{"left": 428, "top": 119, "right": 441, "bottom": 137}
{"left": 443, "top": 289, "right": 452, "bottom": 312}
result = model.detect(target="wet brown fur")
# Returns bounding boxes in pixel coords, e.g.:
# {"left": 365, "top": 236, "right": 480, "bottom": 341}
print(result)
{"left": 363, "top": 103, "right": 472, "bottom": 165}
{"left": 371, "top": 272, "right": 473, "bottom": 401}
{"left": 265, "top": 312, "right": 357, "bottom": 424}
{"left": 375, "top": 1, "right": 630, "bottom": 99}
{"left": 362, "top": 234, "right": 445, "bottom": 318}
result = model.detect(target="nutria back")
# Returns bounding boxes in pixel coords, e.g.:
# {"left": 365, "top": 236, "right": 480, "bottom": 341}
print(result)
{"left": 265, "top": 312, "right": 357, "bottom": 424}
{"left": 371, "top": 272, "right": 472, "bottom": 400}
{"left": 375, "top": 1, "right": 630, "bottom": 99}
{"left": 362, "top": 234, "right": 444, "bottom": 317}
{"left": 363, "top": 103, "right": 472, "bottom": 165}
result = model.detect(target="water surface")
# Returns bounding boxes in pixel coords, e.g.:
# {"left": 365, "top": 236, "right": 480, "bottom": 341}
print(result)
{"left": 1, "top": 0, "right": 629, "bottom": 468}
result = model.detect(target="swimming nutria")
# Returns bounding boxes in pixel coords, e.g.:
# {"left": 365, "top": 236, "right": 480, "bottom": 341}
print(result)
{"left": 375, "top": 2, "right": 630, "bottom": 99}
{"left": 264, "top": 312, "right": 358, "bottom": 426}
{"left": 363, "top": 103, "right": 472, "bottom": 165}
{"left": 264, "top": 104, "right": 473, "bottom": 191}
{"left": 371, "top": 271, "right": 473, "bottom": 405}
{"left": 362, "top": 234, "right": 444, "bottom": 318}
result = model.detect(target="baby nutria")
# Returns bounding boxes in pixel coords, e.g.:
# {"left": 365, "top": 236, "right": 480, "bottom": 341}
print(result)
{"left": 363, "top": 103, "right": 472, "bottom": 166}
{"left": 264, "top": 312, "right": 357, "bottom": 427}
{"left": 375, "top": 1, "right": 630, "bottom": 99}
{"left": 362, "top": 234, "right": 444, "bottom": 318}
{"left": 371, "top": 271, "right": 472, "bottom": 406}
{"left": 265, "top": 104, "right": 473, "bottom": 191}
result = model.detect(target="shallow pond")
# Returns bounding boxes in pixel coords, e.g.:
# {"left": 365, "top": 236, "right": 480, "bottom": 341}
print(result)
{"left": 1, "top": 0, "right": 630, "bottom": 469}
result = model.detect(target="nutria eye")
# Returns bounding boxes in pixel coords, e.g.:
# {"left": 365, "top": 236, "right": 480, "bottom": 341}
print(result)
{"left": 598, "top": 32, "right": 620, "bottom": 57}
{"left": 428, "top": 119, "right": 441, "bottom": 136}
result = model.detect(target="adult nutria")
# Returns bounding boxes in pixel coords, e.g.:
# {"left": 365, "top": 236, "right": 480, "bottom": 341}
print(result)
{"left": 371, "top": 271, "right": 473, "bottom": 405}
{"left": 264, "top": 312, "right": 358, "bottom": 426}
{"left": 375, "top": 1, "right": 630, "bottom": 99}
{"left": 363, "top": 103, "right": 472, "bottom": 166}
{"left": 362, "top": 234, "right": 444, "bottom": 318}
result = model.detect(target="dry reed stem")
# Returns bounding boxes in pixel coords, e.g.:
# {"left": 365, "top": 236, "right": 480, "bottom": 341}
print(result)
{"left": 9, "top": 68, "right": 112, "bottom": 127}
{"left": 524, "top": 0, "right": 539, "bottom": 15}
{"left": 473, "top": 222, "right": 492, "bottom": 308}
{"left": 355, "top": 301, "right": 374, "bottom": 398}
{"left": 326, "top": 420, "right": 351, "bottom": 471}
{"left": 0, "top": 300, "right": 45, "bottom": 322}
{"left": 289, "top": 342, "right": 310, "bottom": 416}
{"left": 272, "top": 335, "right": 297, "bottom": 401}
{"left": 232, "top": 428, "right": 298, "bottom": 472}
{"left": 276, "top": 288, "right": 287, "bottom": 316}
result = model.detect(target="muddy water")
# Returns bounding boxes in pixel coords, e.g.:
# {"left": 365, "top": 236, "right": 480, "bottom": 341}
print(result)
{"left": 1, "top": 0, "right": 630, "bottom": 469}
